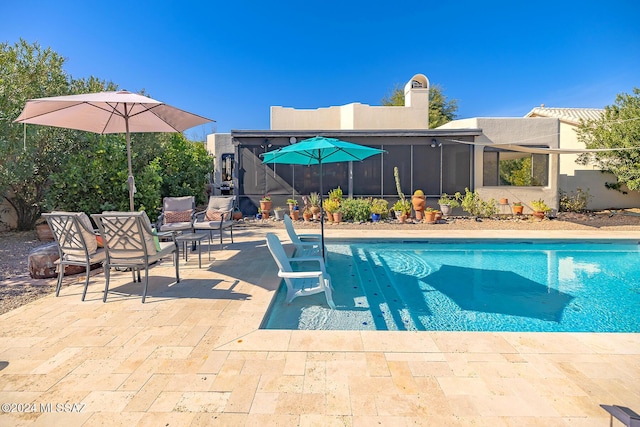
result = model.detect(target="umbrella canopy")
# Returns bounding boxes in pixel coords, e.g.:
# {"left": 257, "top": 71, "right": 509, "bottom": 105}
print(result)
{"left": 261, "top": 136, "right": 385, "bottom": 256}
{"left": 14, "top": 90, "right": 213, "bottom": 211}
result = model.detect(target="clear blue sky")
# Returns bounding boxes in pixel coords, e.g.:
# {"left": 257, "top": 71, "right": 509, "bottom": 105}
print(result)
{"left": 2, "top": 1, "right": 639, "bottom": 137}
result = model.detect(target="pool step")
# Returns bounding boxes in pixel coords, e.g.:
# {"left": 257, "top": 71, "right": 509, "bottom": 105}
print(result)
{"left": 351, "top": 247, "right": 421, "bottom": 331}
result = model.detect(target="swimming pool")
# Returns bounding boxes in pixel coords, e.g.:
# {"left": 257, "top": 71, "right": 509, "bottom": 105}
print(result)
{"left": 261, "top": 239, "right": 640, "bottom": 332}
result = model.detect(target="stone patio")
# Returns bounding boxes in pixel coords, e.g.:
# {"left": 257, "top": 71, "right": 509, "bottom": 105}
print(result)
{"left": 1, "top": 228, "right": 639, "bottom": 426}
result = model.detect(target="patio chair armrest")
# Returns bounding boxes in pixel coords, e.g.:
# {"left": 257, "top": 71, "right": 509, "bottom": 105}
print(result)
{"left": 278, "top": 271, "right": 322, "bottom": 279}
{"left": 288, "top": 256, "right": 327, "bottom": 272}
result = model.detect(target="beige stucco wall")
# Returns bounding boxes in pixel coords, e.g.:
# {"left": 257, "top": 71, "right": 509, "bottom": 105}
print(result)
{"left": 270, "top": 74, "right": 431, "bottom": 131}
{"left": 556, "top": 121, "right": 640, "bottom": 209}
{"left": 0, "top": 196, "right": 17, "bottom": 230}
{"left": 205, "top": 133, "right": 234, "bottom": 195}
{"left": 439, "top": 117, "right": 560, "bottom": 213}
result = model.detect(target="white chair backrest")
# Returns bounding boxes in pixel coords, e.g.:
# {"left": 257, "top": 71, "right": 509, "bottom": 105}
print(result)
{"left": 265, "top": 233, "right": 293, "bottom": 273}
{"left": 283, "top": 214, "right": 303, "bottom": 245}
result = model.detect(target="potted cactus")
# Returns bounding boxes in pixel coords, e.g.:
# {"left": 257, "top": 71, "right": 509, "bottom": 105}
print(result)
{"left": 412, "top": 190, "right": 426, "bottom": 220}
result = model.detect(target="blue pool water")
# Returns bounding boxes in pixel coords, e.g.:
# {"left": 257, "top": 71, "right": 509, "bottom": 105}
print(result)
{"left": 262, "top": 239, "right": 640, "bottom": 332}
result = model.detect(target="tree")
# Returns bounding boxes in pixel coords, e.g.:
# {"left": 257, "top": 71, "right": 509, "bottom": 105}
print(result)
{"left": 0, "top": 39, "right": 74, "bottom": 230}
{"left": 576, "top": 88, "right": 640, "bottom": 191}
{"left": 381, "top": 83, "right": 458, "bottom": 128}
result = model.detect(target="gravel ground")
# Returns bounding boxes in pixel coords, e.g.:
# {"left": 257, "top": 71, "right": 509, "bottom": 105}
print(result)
{"left": 2, "top": 210, "right": 640, "bottom": 315}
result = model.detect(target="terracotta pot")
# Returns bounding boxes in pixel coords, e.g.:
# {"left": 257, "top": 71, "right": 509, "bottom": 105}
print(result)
{"left": 411, "top": 195, "right": 426, "bottom": 216}
{"left": 310, "top": 206, "right": 321, "bottom": 215}
{"left": 513, "top": 205, "right": 524, "bottom": 215}
{"left": 291, "top": 210, "right": 300, "bottom": 220}
{"left": 333, "top": 212, "right": 343, "bottom": 223}
{"left": 500, "top": 198, "right": 509, "bottom": 205}
{"left": 423, "top": 211, "right": 436, "bottom": 223}
{"left": 259, "top": 200, "right": 272, "bottom": 213}
{"left": 532, "top": 211, "right": 545, "bottom": 220}
{"left": 434, "top": 211, "right": 443, "bottom": 222}
{"left": 261, "top": 211, "right": 269, "bottom": 219}
{"left": 232, "top": 211, "right": 243, "bottom": 220}
{"left": 398, "top": 214, "right": 407, "bottom": 223}
{"left": 36, "top": 223, "right": 54, "bottom": 241}
{"left": 303, "top": 212, "right": 312, "bottom": 221}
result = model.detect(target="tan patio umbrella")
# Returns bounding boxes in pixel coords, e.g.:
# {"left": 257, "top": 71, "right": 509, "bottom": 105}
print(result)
{"left": 14, "top": 90, "right": 213, "bottom": 211}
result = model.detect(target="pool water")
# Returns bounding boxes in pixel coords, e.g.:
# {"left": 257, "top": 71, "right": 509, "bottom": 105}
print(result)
{"left": 262, "top": 239, "right": 640, "bottom": 332}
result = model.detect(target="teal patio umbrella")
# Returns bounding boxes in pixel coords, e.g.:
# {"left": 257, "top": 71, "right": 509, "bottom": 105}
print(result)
{"left": 261, "top": 136, "right": 385, "bottom": 257}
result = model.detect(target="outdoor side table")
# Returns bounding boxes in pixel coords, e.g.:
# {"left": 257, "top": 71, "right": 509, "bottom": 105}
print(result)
{"left": 175, "top": 233, "right": 208, "bottom": 268}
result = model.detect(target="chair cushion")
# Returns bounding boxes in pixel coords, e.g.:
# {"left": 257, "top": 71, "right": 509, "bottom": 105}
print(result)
{"left": 163, "top": 196, "right": 194, "bottom": 212}
{"left": 205, "top": 209, "right": 228, "bottom": 221}
{"left": 164, "top": 210, "right": 193, "bottom": 224}
{"left": 207, "top": 196, "right": 234, "bottom": 211}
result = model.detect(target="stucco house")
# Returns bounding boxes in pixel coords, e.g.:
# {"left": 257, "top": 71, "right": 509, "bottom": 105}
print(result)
{"left": 206, "top": 73, "right": 640, "bottom": 216}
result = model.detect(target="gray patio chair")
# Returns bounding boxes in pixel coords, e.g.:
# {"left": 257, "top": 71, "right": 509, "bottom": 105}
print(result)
{"left": 265, "top": 232, "right": 335, "bottom": 309}
{"left": 157, "top": 196, "right": 195, "bottom": 233}
{"left": 43, "top": 212, "right": 106, "bottom": 301}
{"left": 193, "top": 196, "right": 235, "bottom": 249}
{"left": 91, "top": 211, "right": 179, "bottom": 303}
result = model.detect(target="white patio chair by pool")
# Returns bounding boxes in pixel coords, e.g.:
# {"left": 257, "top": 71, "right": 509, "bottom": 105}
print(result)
{"left": 283, "top": 214, "right": 323, "bottom": 257}
{"left": 43, "top": 212, "right": 106, "bottom": 301}
{"left": 92, "top": 211, "right": 179, "bottom": 303}
{"left": 265, "top": 232, "right": 335, "bottom": 309}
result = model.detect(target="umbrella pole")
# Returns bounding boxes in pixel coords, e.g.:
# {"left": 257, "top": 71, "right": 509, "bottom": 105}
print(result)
{"left": 319, "top": 159, "right": 325, "bottom": 259}
{"left": 125, "top": 112, "right": 135, "bottom": 212}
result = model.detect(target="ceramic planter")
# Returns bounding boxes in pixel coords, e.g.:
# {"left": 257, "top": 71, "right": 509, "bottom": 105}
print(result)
{"left": 260, "top": 200, "right": 272, "bottom": 213}
{"left": 333, "top": 212, "right": 343, "bottom": 223}
{"left": 439, "top": 204, "right": 453, "bottom": 217}
{"left": 513, "top": 205, "right": 524, "bottom": 215}
{"left": 423, "top": 210, "right": 436, "bottom": 223}
{"left": 412, "top": 196, "right": 426, "bottom": 220}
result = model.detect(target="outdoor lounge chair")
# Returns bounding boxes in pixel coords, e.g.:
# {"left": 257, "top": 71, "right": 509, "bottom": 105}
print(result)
{"left": 91, "top": 211, "right": 179, "bottom": 303}
{"left": 157, "top": 196, "right": 195, "bottom": 234}
{"left": 265, "top": 232, "right": 335, "bottom": 309}
{"left": 43, "top": 212, "right": 106, "bottom": 301}
{"left": 283, "top": 214, "right": 322, "bottom": 257}
{"left": 192, "top": 196, "right": 235, "bottom": 249}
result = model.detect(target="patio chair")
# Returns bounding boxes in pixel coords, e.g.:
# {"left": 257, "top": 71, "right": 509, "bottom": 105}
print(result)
{"left": 192, "top": 196, "right": 235, "bottom": 249}
{"left": 91, "top": 211, "right": 179, "bottom": 303}
{"left": 600, "top": 404, "right": 640, "bottom": 427}
{"left": 157, "top": 196, "right": 195, "bottom": 234}
{"left": 43, "top": 212, "right": 106, "bottom": 301}
{"left": 283, "top": 214, "right": 322, "bottom": 257}
{"left": 265, "top": 233, "right": 335, "bottom": 309}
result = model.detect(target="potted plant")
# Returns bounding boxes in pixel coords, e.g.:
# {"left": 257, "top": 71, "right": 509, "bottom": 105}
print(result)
{"left": 260, "top": 195, "right": 272, "bottom": 214}
{"left": 332, "top": 206, "right": 343, "bottom": 223}
{"left": 287, "top": 198, "right": 298, "bottom": 212}
{"left": 370, "top": 198, "right": 388, "bottom": 222}
{"left": 308, "top": 192, "right": 321, "bottom": 218}
{"left": 438, "top": 192, "right": 461, "bottom": 217}
{"left": 273, "top": 206, "right": 285, "bottom": 220}
{"left": 392, "top": 199, "right": 411, "bottom": 223}
{"left": 512, "top": 201, "right": 524, "bottom": 215}
{"left": 322, "top": 198, "right": 340, "bottom": 220}
{"left": 530, "top": 199, "right": 551, "bottom": 219}
{"left": 411, "top": 190, "right": 426, "bottom": 220}
{"left": 423, "top": 206, "right": 437, "bottom": 223}
{"left": 290, "top": 205, "right": 300, "bottom": 221}
{"left": 302, "top": 206, "right": 312, "bottom": 221}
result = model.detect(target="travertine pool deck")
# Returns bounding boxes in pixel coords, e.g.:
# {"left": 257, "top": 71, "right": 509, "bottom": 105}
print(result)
{"left": 1, "top": 228, "right": 639, "bottom": 426}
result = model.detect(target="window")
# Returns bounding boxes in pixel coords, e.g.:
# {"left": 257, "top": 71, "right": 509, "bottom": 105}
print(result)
{"left": 483, "top": 147, "right": 549, "bottom": 187}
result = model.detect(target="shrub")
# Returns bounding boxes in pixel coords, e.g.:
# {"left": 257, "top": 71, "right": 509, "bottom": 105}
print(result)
{"left": 340, "top": 198, "right": 371, "bottom": 222}
{"left": 370, "top": 198, "right": 389, "bottom": 216}
{"left": 559, "top": 188, "right": 592, "bottom": 212}
{"left": 461, "top": 188, "right": 497, "bottom": 218}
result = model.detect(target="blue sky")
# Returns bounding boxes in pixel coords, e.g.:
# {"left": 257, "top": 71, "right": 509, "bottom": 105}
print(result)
{"left": 2, "top": 1, "right": 639, "bottom": 137}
